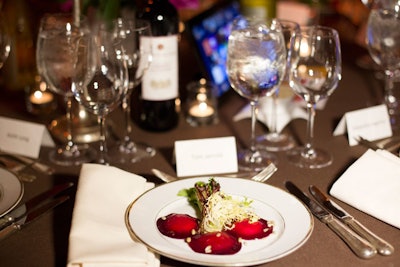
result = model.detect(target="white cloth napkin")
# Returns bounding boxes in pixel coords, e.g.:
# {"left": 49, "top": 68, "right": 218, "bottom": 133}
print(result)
{"left": 67, "top": 164, "right": 160, "bottom": 267}
{"left": 233, "top": 97, "right": 307, "bottom": 133}
{"left": 330, "top": 149, "right": 400, "bottom": 229}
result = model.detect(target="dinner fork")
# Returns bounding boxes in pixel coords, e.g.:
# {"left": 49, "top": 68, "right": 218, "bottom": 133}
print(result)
{"left": 151, "top": 163, "right": 278, "bottom": 183}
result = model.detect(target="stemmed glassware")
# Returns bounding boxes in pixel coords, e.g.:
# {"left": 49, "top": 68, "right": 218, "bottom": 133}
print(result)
{"left": 72, "top": 25, "right": 128, "bottom": 165}
{"left": 286, "top": 26, "right": 342, "bottom": 169}
{"left": 36, "top": 13, "right": 96, "bottom": 166}
{"left": 366, "top": 1, "right": 400, "bottom": 130}
{"left": 227, "top": 16, "right": 287, "bottom": 171}
{"left": 0, "top": 14, "right": 10, "bottom": 69}
{"left": 107, "top": 18, "right": 156, "bottom": 163}
{"left": 256, "top": 19, "right": 300, "bottom": 151}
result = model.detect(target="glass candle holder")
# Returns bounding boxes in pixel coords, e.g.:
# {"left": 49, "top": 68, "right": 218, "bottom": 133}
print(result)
{"left": 25, "top": 75, "right": 57, "bottom": 116}
{"left": 186, "top": 79, "right": 218, "bottom": 126}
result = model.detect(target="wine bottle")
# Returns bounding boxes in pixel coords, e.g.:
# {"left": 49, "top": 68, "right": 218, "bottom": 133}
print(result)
{"left": 136, "top": 0, "right": 179, "bottom": 131}
{"left": 240, "top": 0, "right": 276, "bottom": 19}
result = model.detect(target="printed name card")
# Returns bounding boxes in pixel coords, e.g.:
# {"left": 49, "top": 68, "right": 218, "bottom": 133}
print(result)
{"left": 0, "top": 116, "right": 55, "bottom": 158}
{"left": 333, "top": 104, "right": 392, "bottom": 146}
{"left": 175, "top": 136, "right": 238, "bottom": 177}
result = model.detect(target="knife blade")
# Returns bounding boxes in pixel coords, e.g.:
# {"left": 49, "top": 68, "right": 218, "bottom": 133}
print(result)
{"left": 0, "top": 195, "right": 69, "bottom": 241}
{"left": 285, "top": 181, "right": 377, "bottom": 259}
{"left": 309, "top": 185, "right": 394, "bottom": 256}
{"left": 0, "top": 182, "right": 74, "bottom": 230}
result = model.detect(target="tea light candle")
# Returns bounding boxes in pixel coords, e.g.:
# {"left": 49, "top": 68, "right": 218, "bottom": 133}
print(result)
{"left": 29, "top": 90, "right": 54, "bottom": 105}
{"left": 189, "top": 101, "right": 215, "bottom": 118}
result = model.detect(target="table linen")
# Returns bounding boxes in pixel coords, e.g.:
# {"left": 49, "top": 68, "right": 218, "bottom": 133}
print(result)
{"left": 330, "top": 149, "right": 400, "bottom": 229}
{"left": 67, "top": 163, "right": 160, "bottom": 267}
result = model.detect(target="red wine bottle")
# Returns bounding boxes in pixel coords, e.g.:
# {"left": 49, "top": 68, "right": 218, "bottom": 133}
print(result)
{"left": 136, "top": 0, "right": 179, "bottom": 131}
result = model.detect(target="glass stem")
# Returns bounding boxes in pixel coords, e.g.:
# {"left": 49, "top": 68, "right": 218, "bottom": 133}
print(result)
{"left": 303, "top": 102, "right": 316, "bottom": 159}
{"left": 122, "top": 93, "right": 133, "bottom": 144}
{"left": 250, "top": 100, "right": 258, "bottom": 153}
{"left": 384, "top": 70, "right": 397, "bottom": 115}
{"left": 98, "top": 115, "right": 107, "bottom": 165}
{"left": 269, "top": 91, "right": 278, "bottom": 136}
{"left": 65, "top": 96, "right": 75, "bottom": 150}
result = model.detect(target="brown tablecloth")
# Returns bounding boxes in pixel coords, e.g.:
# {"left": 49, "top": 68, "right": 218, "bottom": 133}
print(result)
{"left": 0, "top": 30, "right": 399, "bottom": 267}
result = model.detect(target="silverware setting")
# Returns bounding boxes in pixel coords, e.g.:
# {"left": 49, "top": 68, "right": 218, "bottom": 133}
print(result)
{"left": 0, "top": 182, "right": 73, "bottom": 240}
{"left": 285, "top": 181, "right": 377, "bottom": 259}
{"left": 309, "top": 185, "right": 394, "bottom": 256}
{"left": 357, "top": 136, "right": 400, "bottom": 156}
{"left": 152, "top": 162, "right": 277, "bottom": 184}
{"left": 285, "top": 181, "right": 394, "bottom": 259}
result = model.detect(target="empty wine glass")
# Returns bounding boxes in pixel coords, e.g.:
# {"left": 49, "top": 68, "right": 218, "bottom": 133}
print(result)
{"left": 0, "top": 14, "right": 10, "bottom": 69}
{"left": 107, "top": 18, "right": 156, "bottom": 163}
{"left": 72, "top": 27, "right": 128, "bottom": 165}
{"left": 36, "top": 13, "right": 96, "bottom": 166}
{"left": 286, "top": 26, "right": 342, "bottom": 169}
{"left": 227, "top": 16, "right": 286, "bottom": 171}
{"left": 366, "top": 2, "right": 400, "bottom": 130}
{"left": 256, "top": 19, "right": 299, "bottom": 151}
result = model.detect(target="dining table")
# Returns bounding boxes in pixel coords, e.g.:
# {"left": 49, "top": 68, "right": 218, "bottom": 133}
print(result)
{"left": 0, "top": 10, "right": 400, "bottom": 266}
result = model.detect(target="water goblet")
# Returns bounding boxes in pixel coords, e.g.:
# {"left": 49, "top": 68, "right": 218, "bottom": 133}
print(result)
{"left": 256, "top": 19, "right": 300, "bottom": 151}
{"left": 227, "top": 16, "right": 287, "bottom": 171}
{"left": 107, "top": 18, "right": 156, "bottom": 163}
{"left": 366, "top": 2, "right": 400, "bottom": 130}
{"left": 286, "top": 26, "right": 342, "bottom": 169}
{"left": 36, "top": 13, "right": 96, "bottom": 166}
{"left": 72, "top": 27, "right": 128, "bottom": 165}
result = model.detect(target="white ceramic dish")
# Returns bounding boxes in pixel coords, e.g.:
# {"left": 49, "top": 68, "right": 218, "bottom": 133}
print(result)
{"left": 126, "top": 177, "right": 313, "bottom": 266}
{"left": 0, "top": 168, "right": 24, "bottom": 217}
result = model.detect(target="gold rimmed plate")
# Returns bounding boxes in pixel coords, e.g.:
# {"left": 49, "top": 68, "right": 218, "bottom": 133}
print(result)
{"left": 0, "top": 168, "right": 24, "bottom": 217}
{"left": 125, "top": 177, "right": 313, "bottom": 266}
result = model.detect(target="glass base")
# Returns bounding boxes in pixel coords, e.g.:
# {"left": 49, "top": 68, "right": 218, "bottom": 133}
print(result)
{"left": 256, "top": 132, "right": 296, "bottom": 152}
{"left": 286, "top": 147, "right": 332, "bottom": 169}
{"left": 109, "top": 141, "right": 156, "bottom": 164}
{"left": 49, "top": 144, "right": 96, "bottom": 166}
{"left": 237, "top": 148, "right": 277, "bottom": 172}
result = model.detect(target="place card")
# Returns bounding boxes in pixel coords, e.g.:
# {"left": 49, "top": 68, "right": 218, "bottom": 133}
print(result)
{"left": 333, "top": 104, "right": 392, "bottom": 146}
{"left": 0, "top": 116, "right": 55, "bottom": 158}
{"left": 175, "top": 136, "right": 238, "bottom": 177}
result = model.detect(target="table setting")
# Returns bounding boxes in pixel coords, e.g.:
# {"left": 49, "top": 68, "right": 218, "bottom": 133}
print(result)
{"left": 0, "top": 1, "right": 400, "bottom": 266}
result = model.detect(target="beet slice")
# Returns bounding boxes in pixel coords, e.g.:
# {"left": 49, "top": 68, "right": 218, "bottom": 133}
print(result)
{"left": 186, "top": 231, "right": 242, "bottom": 255}
{"left": 157, "top": 213, "right": 200, "bottom": 239}
{"left": 228, "top": 218, "right": 273, "bottom": 240}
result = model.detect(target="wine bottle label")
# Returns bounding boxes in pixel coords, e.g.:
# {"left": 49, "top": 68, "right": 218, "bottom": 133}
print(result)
{"left": 141, "top": 35, "right": 178, "bottom": 101}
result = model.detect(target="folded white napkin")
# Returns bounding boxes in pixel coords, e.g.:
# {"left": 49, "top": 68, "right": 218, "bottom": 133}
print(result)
{"left": 330, "top": 149, "right": 400, "bottom": 229}
{"left": 233, "top": 97, "right": 307, "bottom": 133}
{"left": 67, "top": 163, "right": 160, "bottom": 267}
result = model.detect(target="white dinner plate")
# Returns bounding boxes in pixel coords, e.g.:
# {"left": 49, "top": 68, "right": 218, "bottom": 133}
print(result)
{"left": 126, "top": 177, "right": 313, "bottom": 266}
{"left": 0, "top": 168, "right": 24, "bottom": 217}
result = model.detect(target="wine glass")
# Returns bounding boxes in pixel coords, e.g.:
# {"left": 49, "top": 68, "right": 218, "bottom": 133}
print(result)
{"left": 36, "top": 13, "right": 96, "bottom": 166}
{"left": 227, "top": 16, "right": 287, "bottom": 171}
{"left": 366, "top": 2, "right": 400, "bottom": 130}
{"left": 0, "top": 14, "right": 10, "bottom": 69}
{"left": 256, "top": 19, "right": 300, "bottom": 151}
{"left": 107, "top": 18, "right": 156, "bottom": 163}
{"left": 72, "top": 26, "right": 128, "bottom": 165}
{"left": 286, "top": 26, "right": 342, "bottom": 169}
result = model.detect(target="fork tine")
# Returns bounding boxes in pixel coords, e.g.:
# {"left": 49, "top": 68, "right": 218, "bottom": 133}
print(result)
{"left": 251, "top": 163, "right": 277, "bottom": 182}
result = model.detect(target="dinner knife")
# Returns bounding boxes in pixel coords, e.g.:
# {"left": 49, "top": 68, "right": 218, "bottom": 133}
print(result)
{"left": 0, "top": 182, "right": 74, "bottom": 230}
{"left": 285, "top": 181, "right": 377, "bottom": 259}
{"left": 309, "top": 185, "right": 394, "bottom": 256}
{"left": 0, "top": 195, "right": 69, "bottom": 241}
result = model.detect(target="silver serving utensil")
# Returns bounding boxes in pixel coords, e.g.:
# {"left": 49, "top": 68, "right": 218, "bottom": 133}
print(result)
{"left": 0, "top": 182, "right": 74, "bottom": 230}
{"left": 285, "top": 181, "right": 377, "bottom": 259}
{"left": 0, "top": 195, "right": 69, "bottom": 241}
{"left": 152, "top": 163, "right": 277, "bottom": 183}
{"left": 309, "top": 185, "right": 394, "bottom": 256}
